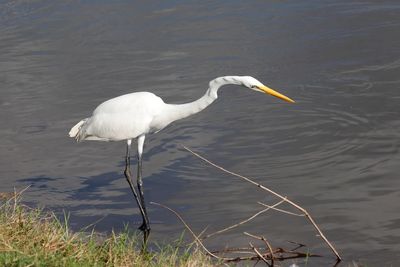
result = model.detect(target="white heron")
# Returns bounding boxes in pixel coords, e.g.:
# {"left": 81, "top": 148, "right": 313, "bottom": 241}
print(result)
{"left": 68, "top": 75, "right": 294, "bottom": 242}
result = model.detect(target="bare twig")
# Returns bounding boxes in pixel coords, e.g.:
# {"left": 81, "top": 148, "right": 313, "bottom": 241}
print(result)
{"left": 221, "top": 247, "right": 318, "bottom": 263}
{"left": 182, "top": 145, "right": 342, "bottom": 261}
{"left": 249, "top": 242, "right": 271, "bottom": 266}
{"left": 150, "top": 201, "right": 233, "bottom": 261}
{"left": 244, "top": 232, "right": 274, "bottom": 266}
{"left": 188, "top": 226, "right": 209, "bottom": 247}
{"left": 257, "top": 202, "right": 304, "bottom": 217}
{"left": 203, "top": 199, "right": 286, "bottom": 239}
{"left": 261, "top": 237, "right": 274, "bottom": 265}
{"left": 211, "top": 246, "right": 261, "bottom": 253}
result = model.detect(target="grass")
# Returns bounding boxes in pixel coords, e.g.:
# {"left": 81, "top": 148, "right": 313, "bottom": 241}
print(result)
{"left": 0, "top": 194, "right": 216, "bottom": 267}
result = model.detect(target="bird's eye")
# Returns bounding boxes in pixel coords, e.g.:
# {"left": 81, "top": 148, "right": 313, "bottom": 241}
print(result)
{"left": 251, "top": 85, "right": 257, "bottom": 89}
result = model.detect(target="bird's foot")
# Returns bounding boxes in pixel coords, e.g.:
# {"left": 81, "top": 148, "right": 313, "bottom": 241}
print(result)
{"left": 138, "top": 221, "right": 151, "bottom": 232}
{"left": 139, "top": 222, "right": 151, "bottom": 252}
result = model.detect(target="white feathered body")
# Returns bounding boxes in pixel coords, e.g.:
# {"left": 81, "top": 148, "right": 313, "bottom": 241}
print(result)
{"left": 69, "top": 92, "right": 173, "bottom": 142}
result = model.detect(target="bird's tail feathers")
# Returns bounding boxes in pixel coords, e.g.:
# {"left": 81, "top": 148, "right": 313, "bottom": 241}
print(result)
{"left": 69, "top": 119, "right": 88, "bottom": 142}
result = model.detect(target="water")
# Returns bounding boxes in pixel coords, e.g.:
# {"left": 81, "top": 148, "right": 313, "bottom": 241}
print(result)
{"left": 1, "top": 1, "right": 400, "bottom": 265}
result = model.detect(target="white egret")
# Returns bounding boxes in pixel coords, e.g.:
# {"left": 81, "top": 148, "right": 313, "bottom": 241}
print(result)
{"left": 68, "top": 75, "right": 294, "bottom": 242}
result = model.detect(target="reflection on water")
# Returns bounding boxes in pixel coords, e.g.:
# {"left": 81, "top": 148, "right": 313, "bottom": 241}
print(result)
{"left": 1, "top": 0, "right": 400, "bottom": 266}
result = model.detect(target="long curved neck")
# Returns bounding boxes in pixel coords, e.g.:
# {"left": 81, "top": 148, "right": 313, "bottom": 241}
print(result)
{"left": 163, "top": 76, "right": 244, "bottom": 123}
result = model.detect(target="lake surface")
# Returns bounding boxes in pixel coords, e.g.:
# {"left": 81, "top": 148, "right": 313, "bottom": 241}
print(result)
{"left": 1, "top": 0, "right": 400, "bottom": 266}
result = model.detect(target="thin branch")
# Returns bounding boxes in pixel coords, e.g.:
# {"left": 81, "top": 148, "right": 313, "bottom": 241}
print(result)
{"left": 221, "top": 248, "right": 318, "bottom": 263}
{"left": 211, "top": 246, "right": 262, "bottom": 253}
{"left": 203, "top": 199, "right": 286, "bottom": 239}
{"left": 249, "top": 242, "right": 271, "bottom": 267}
{"left": 244, "top": 232, "right": 274, "bottom": 266}
{"left": 182, "top": 145, "right": 342, "bottom": 261}
{"left": 261, "top": 237, "right": 274, "bottom": 266}
{"left": 150, "top": 201, "right": 233, "bottom": 261}
{"left": 257, "top": 202, "right": 304, "bottom": 217}
{"left": 188, "top": 226, "right": 209, "bottom": 247}
{"left": 197, "top": 226, "right": 209, "bottom": 239}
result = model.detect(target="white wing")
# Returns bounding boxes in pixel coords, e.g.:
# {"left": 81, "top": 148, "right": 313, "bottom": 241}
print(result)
{"left": 78, "top": 92, "right": 166, "bottom": 141}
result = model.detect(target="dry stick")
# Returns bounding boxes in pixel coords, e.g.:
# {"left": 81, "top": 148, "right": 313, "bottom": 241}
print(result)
{"left": 244, "top": 232, "right": 274, "bottom": 266}
{"left": 226, "top": 254, "right": 269, "bottom": 263}
{"left": 221, "top": 248, "right": 314, "bottom": 263}
{"left": 218, "top": 250, "right": 258, "bottom": 255}
{"left": 150, "top": 201, "right": 233, "bottom": 261}
{"left": 203, "top": 199, "right": 286, "bottom": 240}
{"left": 249, "top": 242, "right": 271, "bottom": 267}
{"left": 261, "top": 236, "right": 274, "bottom": 266}
{"left": 188, "top": 226, "right": 209, "bottom": 248}
{"left": 182, "top": 145, "right": 342, "bottom": 261}
{"left": 211, "top": 246, "right": 264, "bottom": 253}
{"left": 192, "top": 226, "right": 208, "bottom": 241}
{"left": 223, "top": 249, "right": 316, "bottom": 262}
{"left": 257, "top": 202, "right": 304, "bottom": 217}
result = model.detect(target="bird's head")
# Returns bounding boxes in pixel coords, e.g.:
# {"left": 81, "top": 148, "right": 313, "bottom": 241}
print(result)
{"left": 240, "top": 76, "right": 295, "bottom": 103}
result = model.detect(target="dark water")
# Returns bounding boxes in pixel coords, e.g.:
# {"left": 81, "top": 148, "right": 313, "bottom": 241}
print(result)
{"left": 1, "top": 1, "right": 400, "bottom": 266}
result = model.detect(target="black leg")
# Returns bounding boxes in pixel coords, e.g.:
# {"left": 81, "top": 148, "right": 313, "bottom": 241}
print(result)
{"left": 137, "top": 153, "right": 150, "bottom": 241}
{"left": 136, "top": 135, "right": 150, "bottom": 244}
{"left": 123, "top": 142, "right": 149, "bottom": 245}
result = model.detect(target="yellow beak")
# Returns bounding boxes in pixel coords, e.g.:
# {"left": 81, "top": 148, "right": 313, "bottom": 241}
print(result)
{"left": 257, "top": 85, "right": 295, "bottom": 103}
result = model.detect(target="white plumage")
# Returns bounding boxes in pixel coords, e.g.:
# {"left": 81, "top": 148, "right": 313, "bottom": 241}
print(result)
{"left": 70, "top": 92, "right": 166, "bottom": 141}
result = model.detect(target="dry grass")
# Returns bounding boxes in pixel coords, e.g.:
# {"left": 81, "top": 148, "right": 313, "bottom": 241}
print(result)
{"left": 0, "top": 193, "right": 216, "bottom": 267}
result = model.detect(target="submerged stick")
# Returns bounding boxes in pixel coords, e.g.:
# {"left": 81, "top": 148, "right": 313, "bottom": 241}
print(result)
{"left": 249, "top": 241, "right": 270, "bottom": 266}
{"left": 182, "top": 145, "right": 342, "bottom": 261}
{"left": 244, "top": 232, "right": 274, "bottom": 266}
